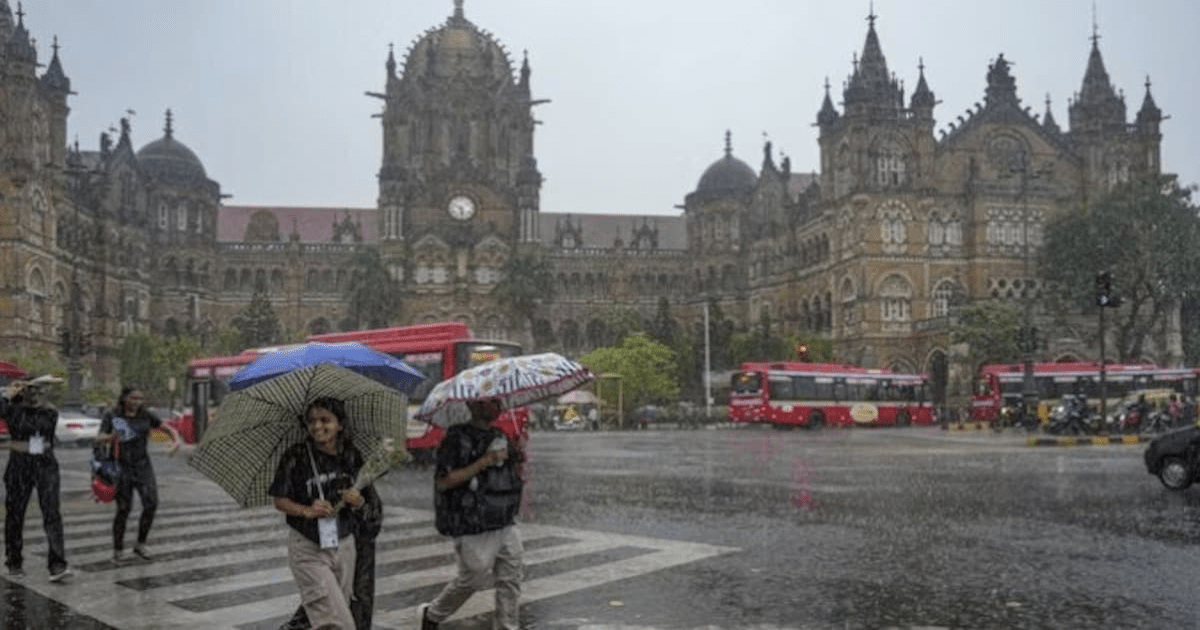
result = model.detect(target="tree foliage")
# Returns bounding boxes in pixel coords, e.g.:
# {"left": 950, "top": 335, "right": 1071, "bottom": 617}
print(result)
{"left": 950, "top": 301, "right": 1021, "bottom": 371}
{"left": 231, "top": 289, "right": 282, "bottom": 349}
{"left": 343, "top": 247, "right": 403, "bottom": 330}
{"left": 578, "top": 332, "right": 679, "bottom": 415}
{"left": 492, "top": 249, "right": 555, "bottom": 334}
{"left": 1040, "top": 174, "right": 1200, "bottom": 361}
{"left": 118, "top": 332, "right": 201, "bottom": 408}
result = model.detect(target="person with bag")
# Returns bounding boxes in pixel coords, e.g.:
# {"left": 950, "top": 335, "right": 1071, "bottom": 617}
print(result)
{"left": 418, "top": 398, "right": 524, "bottom": 630}
{"left": 90, "top": 438, "right": 122, "bottom": 503}
{"left": 269, "top": 397, "right": 368, "bottom": 630}
{"left": 278, "top": 464, "right": 384, "bottom": 630}
{"left": 1, "top": 376, "right": 72, "bottom": 581}
{"left": 97, "top": 386, "right": 181, "bottom": 563}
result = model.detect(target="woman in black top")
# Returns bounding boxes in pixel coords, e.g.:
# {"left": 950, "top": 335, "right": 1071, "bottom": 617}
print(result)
{"left": 270, "top": 397, "right": 367, "bottom": 630}
{"left": 1, "top": 379, "right": 71, "bottom": 581}
{"left": 97, "top": 386, "right": 182, "bottom": 563}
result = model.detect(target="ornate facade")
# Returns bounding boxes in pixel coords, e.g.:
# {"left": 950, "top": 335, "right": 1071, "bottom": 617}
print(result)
{"left": 0, "top": 2, "right": 1176, "bottom": 401}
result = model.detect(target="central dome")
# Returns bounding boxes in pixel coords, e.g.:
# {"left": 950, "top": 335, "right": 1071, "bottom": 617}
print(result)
{"left": 136, "top": 112, "right": 207, "bottom": 185}
{"left": 401, "top": 3, "right": 514, "bottom": 84}
{"left": 696, "top": 135, "right": 757, "bottom": 197}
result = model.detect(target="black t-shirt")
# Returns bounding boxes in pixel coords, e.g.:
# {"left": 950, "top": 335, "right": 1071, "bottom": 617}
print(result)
{"left": 434, "top": 423, "right": 522, "bottom": 537}
{"left": 0, "top": 396, "right": 58, "bottom": 450}
{"left": 100, "top": 408, "right": 162, "bottom": 465}
{"left": 268, "top": 440, "right": 361, "bottom": 545}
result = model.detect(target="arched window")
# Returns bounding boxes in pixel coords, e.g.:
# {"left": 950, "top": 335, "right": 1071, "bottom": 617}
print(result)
{"left": 879, "top": 275, "right": 912, "bottom": 322}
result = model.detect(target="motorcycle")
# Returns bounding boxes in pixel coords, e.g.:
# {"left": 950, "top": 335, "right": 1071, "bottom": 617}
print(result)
{"left": 1046, "top": 395, "right": 1094, "bottom": 435}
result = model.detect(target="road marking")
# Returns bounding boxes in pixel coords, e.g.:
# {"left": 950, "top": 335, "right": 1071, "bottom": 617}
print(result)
{"left": 12, "top": 505, "right": 736, "bottom": 630}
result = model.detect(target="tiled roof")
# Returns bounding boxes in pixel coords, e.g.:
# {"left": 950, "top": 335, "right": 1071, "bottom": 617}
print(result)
{"left": 218, "top": 205, "right": 377, "bottom": 243}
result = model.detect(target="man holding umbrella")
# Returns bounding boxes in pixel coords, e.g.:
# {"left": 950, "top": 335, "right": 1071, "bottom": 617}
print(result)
{"left": 419, "top": 397, "right": 524, "bottom": 630}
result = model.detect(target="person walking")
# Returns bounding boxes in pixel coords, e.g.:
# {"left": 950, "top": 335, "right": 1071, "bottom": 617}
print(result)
{"left": 97, "top": 386, "right": 181, "bottom": 563}
{"left": 270, "top": 397, "right": 367, "bottom": 630}
{"left": 418, "top": 398, "right": 524, "bottom": 630}
{"left": 1, "top": 377, "right": 72, "bottom": 581}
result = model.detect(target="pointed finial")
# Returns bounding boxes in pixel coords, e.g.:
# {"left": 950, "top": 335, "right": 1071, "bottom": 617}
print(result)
{"left": 454, "top": 0, "right": 464, "bottom": 19}
{"left": 1145, "top": 74, "right": 1152, "bottom": 91}
{"left": 724, "top": 130, "right": 732, "bottom": 156}
{"left": 15, "top": 1, "right": 23, "bottom": 25}
{"left": 918, "top": 56, "right": 925, "bottom": 74}
{"left": 1091, "top": 1, "right": 1100, "bottom": 47}
{"left": 164, "top": 109, "right": 174, "bottom": 138}
{"left": 867, "top": 0, "right": 876, "bottom": 28}
{"left": 52, "top": 35, "right": 60, "bottom": 56}
{"left": 1045, "top": 93, "right": 1051, "bottom": 108}
{"left": 824, "top": 76, "right": 831, "bottom": 93}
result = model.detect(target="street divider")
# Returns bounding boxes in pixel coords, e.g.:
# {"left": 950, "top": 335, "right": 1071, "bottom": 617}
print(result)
{"left": 1025, "top": 435, "right": 1149, "bottom": 447}
{"left": 943, "top": 422, "right": 992, "bottom": 431}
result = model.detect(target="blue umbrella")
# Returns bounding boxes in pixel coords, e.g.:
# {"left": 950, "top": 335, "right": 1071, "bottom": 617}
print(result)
{"left": 227, "top": 341, "right": 426, "bottom": 394}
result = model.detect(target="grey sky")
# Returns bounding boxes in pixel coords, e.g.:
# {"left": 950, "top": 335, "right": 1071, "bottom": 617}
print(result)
{"left": 24, "top": 0, "right": 1200, "bottom": 215}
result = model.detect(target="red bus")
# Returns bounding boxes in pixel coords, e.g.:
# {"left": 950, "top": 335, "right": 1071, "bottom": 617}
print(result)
{"left": 186, "top": 322, "right": 527, "bottom": 462}
{"left": 728, "top": 361, "right": 935, "bottom": 428}
{"left": 971, "top": 362, "right": 1200, "bottom": 422}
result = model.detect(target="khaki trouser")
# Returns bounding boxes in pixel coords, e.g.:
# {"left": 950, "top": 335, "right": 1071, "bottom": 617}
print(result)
{"left": 428, "top": 525, "right": 523, "bottom": 629}
{"left": 286, "top": 528, "right": 355, "bottom": 630}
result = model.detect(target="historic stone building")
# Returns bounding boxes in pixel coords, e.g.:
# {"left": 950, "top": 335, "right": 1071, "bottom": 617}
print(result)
{"left": 0, "top": 2, "right": 1175, "bottom": 402}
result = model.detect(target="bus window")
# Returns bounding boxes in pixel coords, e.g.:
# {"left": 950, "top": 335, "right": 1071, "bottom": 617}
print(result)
{"left": 769, "top": 375, "right": 794, "bottom": 401}
{"left": 455, "top": 342, "right": 522, "bottom": 372}
{"left": 794, "top": 375, "right": 817, "bottom": 399}
{"left": 395, "top": 351, "right": 445, "bottom": 403}
{"left": 732, "top": 372, "right": 762, "bottom": 394}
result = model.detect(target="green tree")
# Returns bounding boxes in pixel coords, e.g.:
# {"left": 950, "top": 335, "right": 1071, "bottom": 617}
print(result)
{"left": 343, "top": 248, "right": 403, "bottom": 329}
{"left": 579, "top": 332, "right": 679, "bottom": 417}
{"left": 492, "top": 249, "right": 555, "bottom": 344}
{"left": 1040, "top": 174, "right": 1200, "bottom": 362}
{"left": 648, "top": 297, "right": 679, "bottom": 347}
{"left": 231, "top": 288, "right": 282, "bottom": 349}
{"left": 950, "top": 301, "right": 1021, "bottom": 373}
{"left": 118, "top": 332, "right": 201, "bottom": 407}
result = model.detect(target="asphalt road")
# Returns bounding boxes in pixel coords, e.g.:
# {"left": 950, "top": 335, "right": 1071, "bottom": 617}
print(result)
{"left": 5, "top": 426, "right": 1199, "bottom": 629}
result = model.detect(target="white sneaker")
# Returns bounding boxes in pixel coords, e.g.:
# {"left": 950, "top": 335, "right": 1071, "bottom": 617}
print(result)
{"left": 133, "top": 544, "right": 153, "bottom": 560}
{"left": 113, "top": 549, "right": 134, "bottom": 563}
{"left": 48, "top": 566, "right": 73, "bottom": 582}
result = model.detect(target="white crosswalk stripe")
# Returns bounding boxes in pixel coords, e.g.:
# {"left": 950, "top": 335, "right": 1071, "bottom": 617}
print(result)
{"left": 10, "top": 504, "right": 736, "bottom": 630}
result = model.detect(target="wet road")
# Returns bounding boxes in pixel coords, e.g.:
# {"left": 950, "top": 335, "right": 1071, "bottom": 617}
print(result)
{"left": 4, "top": 426, "right": 1199, "bottom": 628}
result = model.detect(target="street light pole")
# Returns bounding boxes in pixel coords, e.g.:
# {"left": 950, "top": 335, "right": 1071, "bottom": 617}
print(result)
{"left": 704, "top": 301, "right": 712, "bottom": 420}
{"left": 1012, "top": 152, "right": 1043, "bottom": 423}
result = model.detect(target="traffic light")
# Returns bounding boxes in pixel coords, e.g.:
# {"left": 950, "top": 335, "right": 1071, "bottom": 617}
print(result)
{"left": 1095, "top": 271, "right": 1122, "bottom": 307}
{"left": 796, "top": 343, "right": 810, "bottom": 362}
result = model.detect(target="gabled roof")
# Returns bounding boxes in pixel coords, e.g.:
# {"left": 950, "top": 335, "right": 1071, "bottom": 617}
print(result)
{"left": 218, "top": 206, "right": 377, "bottom": 243}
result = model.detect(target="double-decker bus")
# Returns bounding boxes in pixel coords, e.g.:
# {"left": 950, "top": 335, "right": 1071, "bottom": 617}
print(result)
{"left": 728, "top": 361, "right": 935, "bottom": 428}
{"left": 186, "top": 322, "right": 526, "bottom": 462}
{"left": 970, "top": 362, "right": 1200, "bottom": 422}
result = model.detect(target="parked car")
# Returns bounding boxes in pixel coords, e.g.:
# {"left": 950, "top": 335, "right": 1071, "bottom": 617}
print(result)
{"left": 56, "top": 409, "right": 103, "bottom": 447}
{"left": 1143, "top": 425, "right": 1200, "bottom": 490}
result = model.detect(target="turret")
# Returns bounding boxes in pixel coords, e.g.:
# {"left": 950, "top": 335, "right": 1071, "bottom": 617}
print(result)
{"left": 1068, "top": 31, "right": 1126, "bottom": 133}
{"left": 39, "top": 36, "right": 71, "bottom": 168}
{"left": 5, "top": 3, "right": 37, "bottom": 75}
{"left": 1042, "top": 94, "right": 1061, "bottom": 135}
{"left": 0, "top": 0, "right": 14, "bottom": 43}
{"left": 1136, "top": 76, "right": 1163, "bottom": 134}
{"left": 841, "top": 10, "right": 904, "bottom": 119}
{"left": 909, "top": 58, "right": 935, "bottom": 122}
{"left": 816, "top": 77, "right": 839, "bottom": 131}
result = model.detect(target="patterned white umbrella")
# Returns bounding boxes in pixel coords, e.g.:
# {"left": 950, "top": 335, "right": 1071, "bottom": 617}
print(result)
{"left": 414, "top": 352, "right": 594, "bottom": 427}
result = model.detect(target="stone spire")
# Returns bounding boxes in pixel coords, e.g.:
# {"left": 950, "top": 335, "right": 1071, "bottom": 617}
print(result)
{"left": 385, "top": 42, "right": 396, "bottom": 77}
{"left": 40, "top": 35, "right": 71, "bottom": 93}
{"left": 1136, "top": 76, "right": 1162, "bottom": 125}
{"left": 1042, "top": 94, "right": 1061, "bottom": 134}
{"left": 5, "top": 3, "right": 37, "bottom": 65}
{"left": 0, "top": 0, "right": 13, "bottom": 42}
{"left": 842, "top": 7, "right": 903, "bottom": 117}
{"left": 817, "top": 77, "right": 839, "bottom": 128}
{"left": 1068, "top": 23, "right": 1126, "bottom": 130}
{"left": 984, "top": 53, "right": 1019, "bottom": 107}
{"left": 910, "top": 57, "right": 935, "bottom": 115}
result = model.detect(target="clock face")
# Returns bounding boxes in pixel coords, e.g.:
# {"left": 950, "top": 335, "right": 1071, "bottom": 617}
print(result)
{"left": 447, "top": 195, "right": 476, "bottom": 221}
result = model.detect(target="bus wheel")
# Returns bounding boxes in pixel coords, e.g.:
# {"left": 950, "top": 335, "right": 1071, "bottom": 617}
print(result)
{"left": 807, "top": 412, "right": 825, "bottom": 430}
{"left": 895, "top": 411, "right": 911, "bottom": 427}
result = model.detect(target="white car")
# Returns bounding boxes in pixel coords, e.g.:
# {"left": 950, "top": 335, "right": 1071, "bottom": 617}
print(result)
{"left": 56, "top": 409, "right": 102, "bottom": 447}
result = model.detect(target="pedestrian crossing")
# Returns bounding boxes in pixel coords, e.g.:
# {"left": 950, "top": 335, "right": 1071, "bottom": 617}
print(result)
{"left": 9, "top": 504, "right": 737, "bottom": 629}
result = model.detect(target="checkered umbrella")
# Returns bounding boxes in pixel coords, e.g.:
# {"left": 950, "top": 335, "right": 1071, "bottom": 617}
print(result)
{"left": 188, "top": 362, "right": 407, "bottom": 508}
{"left": 414, "top": 352, "right": 594, "bottom": 427}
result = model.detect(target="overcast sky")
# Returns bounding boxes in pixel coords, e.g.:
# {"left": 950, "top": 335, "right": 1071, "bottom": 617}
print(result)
{"left": 21, "top": 0, "right": 1200, "bottom": 215}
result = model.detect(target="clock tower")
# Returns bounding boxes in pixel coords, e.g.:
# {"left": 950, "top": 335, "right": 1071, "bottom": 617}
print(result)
{"left": 373, "top": 0, "right": 545, "bottom": 331}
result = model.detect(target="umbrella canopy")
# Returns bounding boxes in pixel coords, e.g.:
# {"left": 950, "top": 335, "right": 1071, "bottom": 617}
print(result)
{"left": 227, "top": 341, "right": 425, "bottom": 394}
{"left": 189, "top": 362, "right": 407, "bottom": 508}
{"left": 558, "top": 389, "right": 599, "bottom": 406}
{"left": 0, "top": 361, "right": 27, "bottom": 379}
{"left": 415, "top": 352, "right": 594, "bottom": 427}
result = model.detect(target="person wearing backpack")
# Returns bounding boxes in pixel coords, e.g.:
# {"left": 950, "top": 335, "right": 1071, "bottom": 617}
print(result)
{"left": 418, "top": 398, "right": 524, "bottom": 630}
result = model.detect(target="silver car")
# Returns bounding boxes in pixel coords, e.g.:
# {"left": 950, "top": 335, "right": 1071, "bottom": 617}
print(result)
{"left": 55, "top": 409, "right": 103, "bottom": 447}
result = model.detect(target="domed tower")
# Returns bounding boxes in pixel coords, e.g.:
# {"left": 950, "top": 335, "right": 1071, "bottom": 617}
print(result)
{"left": 376, "top": 0, "right": 543, "bottom": 253}
{"left": 684, "top": 131, "right": 756, "bottom": 297}
{"left": 136, "top": 110, "right": 221, "bottom": 330}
